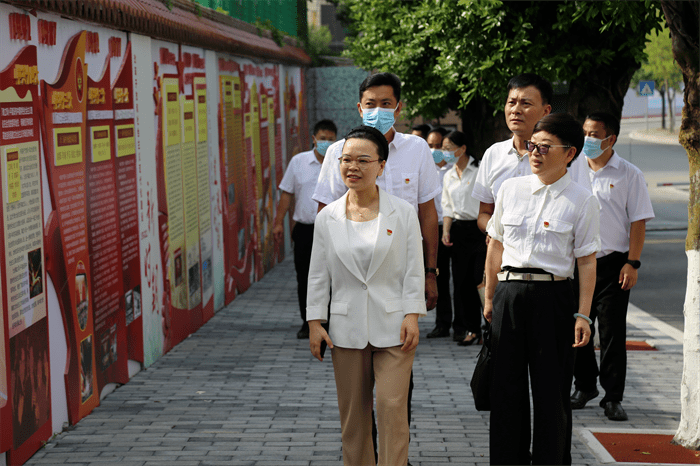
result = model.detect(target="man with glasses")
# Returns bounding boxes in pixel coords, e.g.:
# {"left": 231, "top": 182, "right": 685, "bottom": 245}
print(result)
{"left": 569, "top": 112, "right": 654, "bottom": 421}
{"left": 312, "top": 73, "right": 440, "bottom": 466}
{"left": 472, "top": 73, "right": 553, "bottom": 233}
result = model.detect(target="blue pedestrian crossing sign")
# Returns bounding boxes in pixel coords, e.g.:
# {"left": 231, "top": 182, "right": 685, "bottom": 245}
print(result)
{"left": 639, "top": 81, "right": 655, "bottom": 96}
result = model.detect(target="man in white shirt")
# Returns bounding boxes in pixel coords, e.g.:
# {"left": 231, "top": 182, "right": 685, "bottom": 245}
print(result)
{"left": 472, "top": 73, "right": 553, "bottom": 233}
{"left": 274, "top": 119, "right": 337, "bottom": 339}
{"left": 426, "top": 128, "right": 455, "bottom": 339}
{"left": 569, "top": 113, "right": 655, "bottom": 421}
{"left": 313, "top": 73, "right": 441, "bottom": 310}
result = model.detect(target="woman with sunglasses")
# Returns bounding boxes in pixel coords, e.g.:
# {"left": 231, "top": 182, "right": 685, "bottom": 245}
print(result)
{"left": 483, "top": 113, "right": 601, "bottom": 465}
{"left": 307, "top": 125, "right": 426, "bottom": 466}
{"left": 439, "top": 131, "right": 486, "bottom": 346}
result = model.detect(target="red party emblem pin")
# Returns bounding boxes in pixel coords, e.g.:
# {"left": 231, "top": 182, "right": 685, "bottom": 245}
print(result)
{"left": 610, "top": 183, "right": 614, "bottom": 188}
{"left": 387, "top": 229, "right": 393, "bottom": 236}
{"left": 405, "top": 178, "right": 410, "bottom": 184}
{"left": 544, "top": 221, "right": 550, "bottom": 227}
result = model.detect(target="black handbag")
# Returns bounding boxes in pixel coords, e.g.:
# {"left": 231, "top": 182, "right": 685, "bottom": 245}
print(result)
{"left": 470, "top": 326, "right": 491, "bottom": 411}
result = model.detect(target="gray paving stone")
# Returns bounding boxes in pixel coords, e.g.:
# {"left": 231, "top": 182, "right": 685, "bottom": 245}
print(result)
{"left": 23, "top": 257, "right": 685, "bottom": 466}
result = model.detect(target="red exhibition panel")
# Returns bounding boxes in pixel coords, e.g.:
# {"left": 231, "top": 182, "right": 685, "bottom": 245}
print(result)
{"left": 192, "top": 74, "right": 214, "bottom": 325}
{"left": 86, "top": 55, "right": 129, "bottom": 392}
{"left": 0, "top": 44, "right": 52, "bottom": 464}
{"left": 111, "top": 43, "right": 144, "bottom": 362}
{"left": 217, "top": 59, "right": 253, "bottom": 305}
{"left": 40, "top": 30, "right": 100, "bottom": 425}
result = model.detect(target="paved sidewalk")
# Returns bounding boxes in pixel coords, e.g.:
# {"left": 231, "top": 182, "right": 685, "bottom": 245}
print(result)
{"left": 26, "top": 257, "right": 683, "bottom": 466}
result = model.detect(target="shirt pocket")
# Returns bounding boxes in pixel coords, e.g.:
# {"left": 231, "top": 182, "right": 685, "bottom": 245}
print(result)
{"left": 385, "top": 298, "right": 403, "bottom": 314}
{"left": 401, "top": 172, "right": 419, "bottom": 202}
{"left": 330, "top": 301, "right": 348, "bottom": 315}
{"left": 538, "top": 219, "right": 573, "bottom": 256}
{"left": 501, "top": 213, "right": 525, "bottom": 246}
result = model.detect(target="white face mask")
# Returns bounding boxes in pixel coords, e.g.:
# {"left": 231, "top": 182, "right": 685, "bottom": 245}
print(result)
{"left": 582, "top": 135, "right": 612, "bottom": 159}
{"left": 361, "top": 104, "right": 398, "bottom": 134}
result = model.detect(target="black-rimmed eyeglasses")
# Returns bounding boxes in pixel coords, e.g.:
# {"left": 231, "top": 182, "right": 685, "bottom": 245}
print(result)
{"left": 525, "top": 140, "right": 571, "bottom": 155}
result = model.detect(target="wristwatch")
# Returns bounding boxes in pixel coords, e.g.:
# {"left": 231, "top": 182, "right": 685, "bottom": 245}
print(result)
{"left": 425, "top": 267, "right": 439, "bottom": 277}
{"left": 626, "top": 260, "right": 641, "bottom": 269}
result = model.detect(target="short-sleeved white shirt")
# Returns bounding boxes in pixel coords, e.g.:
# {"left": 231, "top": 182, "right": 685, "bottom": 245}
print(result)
{"left": 487, "top": 172, "right": 601, "bottom": 279}
{"left": 312, "top": 131, "right": 441, "bottom": 211}
{"left": 578, "top": 151, "right": 655, "bottom": 258}
{"left": 441, "top": 159, "right": 480, "bottom": 221}
{"left": 278, "top": 149, "right": 322, "bottom": 224}
{"left": 434, "top": 162, "right": 453, "bottom": 224}
{"left": 472, "top": 137, "right": 532, "bottom": 205}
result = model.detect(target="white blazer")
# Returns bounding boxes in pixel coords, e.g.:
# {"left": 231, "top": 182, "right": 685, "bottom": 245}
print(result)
{"left": 307, "top": 187, "right": 427, "bottom": 349}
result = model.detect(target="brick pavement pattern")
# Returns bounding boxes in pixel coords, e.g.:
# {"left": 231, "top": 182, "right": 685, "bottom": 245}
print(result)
{"left": 26, "top": 257, "right": 682, "bottom": 466}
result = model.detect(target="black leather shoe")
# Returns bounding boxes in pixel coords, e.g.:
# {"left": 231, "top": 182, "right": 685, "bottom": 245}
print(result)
{"left": 601, "top": 401, "right": 628, "bottom": 421}
{"left": 570, "top": 389, "right": 599, "bottom": 409}
{"left": 457, "top": 332, "right": 481, "bottom": 346}
{"left": 296, "top": 325, "right": 309, "bottom": 339}
{"left": 453, "top": 332, "right": 466, "bottom": 342}
{"left": 427, "top": 326, "right": 450, "bottom": 338}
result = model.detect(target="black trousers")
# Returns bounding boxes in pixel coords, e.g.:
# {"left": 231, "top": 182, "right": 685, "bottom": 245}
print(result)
{"left": 449, "top": 220, "right": 485, "bottom": 335}
{"left": 573, "top": 251, "right": 630, "bottom": 403}
{"left": 490, "top": 279, "right": 576, "bottom": 465}
{"left": 292, "top": 222, "right": 314, "bottom": 325}
{"left": 434, "top": 224, "right": 453, "bottom": 329}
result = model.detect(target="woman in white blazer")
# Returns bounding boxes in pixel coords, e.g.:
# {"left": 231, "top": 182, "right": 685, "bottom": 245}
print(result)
{"left": 307, "top": 126, "right": 426, "bottom": 466}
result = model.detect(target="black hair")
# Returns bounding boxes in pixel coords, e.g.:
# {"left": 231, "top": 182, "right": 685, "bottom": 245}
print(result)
{"left": 585, "top": 112, "right": 620, "bottom": 138}
{"left": 507, "top": 73, "right": 553, "bottom": 106}
{"left": 359, "top": 72, "right": 401, "bottom": 103}
{"left": 532, "top": 113, "right": 584, "bottom": 166}
{"left": 444, "top": 130, "right": 479, "bottom": 166}
{"left": 412, "top": 124, "right": 430, "bottom": 139}
{"left": 428, "top": 127, "right": 448, "bottom": 137}
{"left": 344, "top": 125, "right": 390, "bottom": 162}
{"left": 313, "top": 119, "right": 338, "bottom": 136}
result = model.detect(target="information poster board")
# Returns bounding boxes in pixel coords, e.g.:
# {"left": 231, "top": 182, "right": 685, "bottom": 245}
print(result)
{"left": 40, "top": 30, "right": 99, "bottom": 425}
{"left": 193, "top": 75, "right": 214, "bottom": 322}
{"left": 217, "top": 58, "right": 253, "bottom": 304}
{"left": 0, "top": 44, "right": 52, "bottom": 463}
{"left": 112, "top": 43, "right": 143, "bottom": 362}
{"left": 180, "top": 95, "right": 202, "bottom": 326}
{"left": 86, "top": 56, "right": 129, "bottom": 393}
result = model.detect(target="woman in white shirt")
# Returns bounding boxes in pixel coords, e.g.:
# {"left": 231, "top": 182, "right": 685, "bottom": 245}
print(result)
{"left": 307, "top": 125, "right": 426, "bottom": 466}
{"left": 440, "top": 131, "right": 486, "bottom": 346}
{"left": 484, "top": 113, "right": 600, "bottom": 465}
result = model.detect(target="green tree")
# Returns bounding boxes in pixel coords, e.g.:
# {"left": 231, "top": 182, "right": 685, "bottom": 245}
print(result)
{"left": 632, "top": 23, "right": 684, "bottom": 131}
{"left": 339, "top": 0, "right": 663, "bottom": 156}
{"left": 661, "top": 0, "right": 700, "bottom": 451}
{"left": 306, "top": 24, "right": 334, "bottom": 67}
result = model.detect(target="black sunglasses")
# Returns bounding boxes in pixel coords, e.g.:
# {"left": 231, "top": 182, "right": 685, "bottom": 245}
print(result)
{"left": 525, "top": 140, "right": 571, "bottom": 155}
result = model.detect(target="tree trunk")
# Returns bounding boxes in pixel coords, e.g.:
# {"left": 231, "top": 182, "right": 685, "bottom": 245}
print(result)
{"left": 566, "top": 58, "right": 640, "bottom": 123}
{"left": 458, "top": 95, "right": 510, "bottom": 161}
{"left": 668, "top": 86, "right": 676, "bottom": 133}
{"left": 660, "top": 0, "right": 700, "bottom": 451}
{"left": 661, "top": 84, "right": 667, "bottom": 129}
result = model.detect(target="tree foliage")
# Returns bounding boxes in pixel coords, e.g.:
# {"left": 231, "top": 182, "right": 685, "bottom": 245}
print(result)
{"left": 634, "top": 23, "right": 684, "bottom": 91}
{"left": 339, "top": 0, "right": 664, "bottom": 150}
{"left": 632, "top": 22, "right": 684, "bottom": 129}
{"left": 306, "top": 24, "right": 335, "bottom": 67}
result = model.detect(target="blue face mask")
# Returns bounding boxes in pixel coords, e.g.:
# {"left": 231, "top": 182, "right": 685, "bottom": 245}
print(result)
{"left": 432, "top": 149, "right": 444, "bottom": 163}
{"left": 582, "top": 135, "right": 611, "bottom": 159}
{"left": 315, "top": 140, "right": 333, "bottom": 156}
{"left": 442, "top": 150, "right": 457, "bottom": 164}
{"left": 361, "top": 105, "right": 398, "bottom": 135}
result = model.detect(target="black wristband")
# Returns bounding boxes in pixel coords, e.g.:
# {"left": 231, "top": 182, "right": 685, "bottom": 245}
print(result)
{"left": 626, "top": 260, "right": 641, "bottom": 269}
